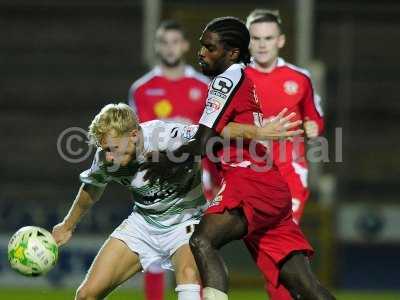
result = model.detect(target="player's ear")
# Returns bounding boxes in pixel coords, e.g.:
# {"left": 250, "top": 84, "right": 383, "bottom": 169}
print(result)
{"left": 229, "top": 48, "right": 240, "bottom": 62}
{"left": 154, "top": 40, "right": 161, "bottom": 56}
{"left": 154, "top": 29, "right": 162, "bottom": 55}
{"left": 278, "top": 34, "right": 286, "bottom": 49}
{"left": 182, "top": 39, "right": 190, "bottom": 53}
{"left": 129, "top": 129, "right": 139, "bottom": 139}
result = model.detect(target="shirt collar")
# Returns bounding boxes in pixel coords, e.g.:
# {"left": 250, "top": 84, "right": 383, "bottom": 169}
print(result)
{"left": 276, "top": 57, "right": 286, "bottom": 67}
{"left": 249, "top": 57, "right": 286, "bottom": 69}
{"left": 225, "top": 63, "right": 245, "bottom": 72}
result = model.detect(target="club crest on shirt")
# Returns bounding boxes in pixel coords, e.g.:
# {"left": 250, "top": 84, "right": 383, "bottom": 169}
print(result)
{"left": 283, "top": 80, "right": 299, "bottom": 95}
{"left": 189, "top": 88, "right": 202, "bottom": 101}
{"left": 182, "top": 126, "right": 197, "bottom": 140}
{"left": 205, "top": 97, "right": 221, "bottom": 114}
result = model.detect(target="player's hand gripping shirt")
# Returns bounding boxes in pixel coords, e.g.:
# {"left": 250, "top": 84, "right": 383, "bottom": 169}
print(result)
{"left": 80, "top": 120, "right": 205, "bottom": 230}
{"left": 199, "top": 63, "right": 270, "bottom": 170}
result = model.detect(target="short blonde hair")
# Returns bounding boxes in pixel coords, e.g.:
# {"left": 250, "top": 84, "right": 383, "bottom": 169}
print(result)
{"left": 246, "top": 9, "right": 282, "bottom": 31}
{"left": 88, "top": 103, "right": 139, "bottom": 146}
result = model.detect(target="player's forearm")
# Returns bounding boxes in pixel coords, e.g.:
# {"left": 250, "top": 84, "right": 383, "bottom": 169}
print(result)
{"left": 169, "top": 139, "right": 201, "bottom": 164}
{"left": 221, "top": 122, "right": 259, "bottom": 140}
{"left": 62, "top": 184, "right": 102, "bottom": 230}
{"left": 169, "top": 124, "right": 215, "bottom": 161}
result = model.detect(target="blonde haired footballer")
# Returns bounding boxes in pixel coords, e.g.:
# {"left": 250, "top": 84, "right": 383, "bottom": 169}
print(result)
{"left": 52, "top": 103, "right": 302, "bottom": 300}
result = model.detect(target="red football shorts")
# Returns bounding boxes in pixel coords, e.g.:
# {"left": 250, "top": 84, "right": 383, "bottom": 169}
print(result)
{"left": 205, "top": 166, "right": 314, "bottom": 286}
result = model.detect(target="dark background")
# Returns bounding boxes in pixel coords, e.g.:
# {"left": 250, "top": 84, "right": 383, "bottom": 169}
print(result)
{"left": 1, "top": 0, "right": 399, "bottom": 290}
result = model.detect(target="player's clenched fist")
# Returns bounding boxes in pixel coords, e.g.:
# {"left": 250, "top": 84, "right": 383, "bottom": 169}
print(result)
{"left": 304, "top": 118, "right": 319, "bottom": 138}
{"left": 52, "top": 222, "right": 74, "bottom": 246}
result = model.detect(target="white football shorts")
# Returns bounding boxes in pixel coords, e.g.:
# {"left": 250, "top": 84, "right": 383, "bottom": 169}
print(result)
{"left": 110, "top": 211, "right": 199, "bottom": 271}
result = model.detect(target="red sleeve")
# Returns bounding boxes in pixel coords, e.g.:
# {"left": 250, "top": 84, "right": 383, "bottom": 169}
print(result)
{"left": 301, "top": 77, "right": 325, "bottom": 135}
{"left": 213, "top": 99, "right": 237, "bottom": 134}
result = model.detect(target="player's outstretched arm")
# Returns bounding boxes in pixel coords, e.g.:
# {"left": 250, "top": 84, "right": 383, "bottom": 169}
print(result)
{"left": 52, "top": 184, "right": 105, "bottom": 246}
{"left": 221, "top": 108, "right": 303, "bottom": 140}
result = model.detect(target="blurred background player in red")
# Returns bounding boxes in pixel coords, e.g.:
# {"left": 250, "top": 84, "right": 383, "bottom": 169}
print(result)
{"left": 245, "top": 9, "right": 325, "bottom": 300}
{"left": 129, "top": 20, "right": 209, "bottom": 124}
{"left": 128, "top": 20, "right": 219, "bottom": 300}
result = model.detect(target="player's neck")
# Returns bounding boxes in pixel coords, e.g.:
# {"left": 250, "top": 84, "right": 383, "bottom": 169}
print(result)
{"left": 160, "top": 63, "right": 186, "bottom": 80}
{"left": 254, "top": 58, "right": 278, "bottom": 73}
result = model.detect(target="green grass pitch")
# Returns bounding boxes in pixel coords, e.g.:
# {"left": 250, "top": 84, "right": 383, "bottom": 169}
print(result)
{"left": 0, "top": 288, "right": 399, "bottom": 300}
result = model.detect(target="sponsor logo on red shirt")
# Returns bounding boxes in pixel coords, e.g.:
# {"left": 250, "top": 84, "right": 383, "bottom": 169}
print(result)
{"left": 205, "top": 98, "right": 221, "bottom": 114}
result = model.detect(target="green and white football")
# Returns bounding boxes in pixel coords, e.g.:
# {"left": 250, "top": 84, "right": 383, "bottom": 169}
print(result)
{"left": 8, "top": 226, "right": 58, "bottom": 276}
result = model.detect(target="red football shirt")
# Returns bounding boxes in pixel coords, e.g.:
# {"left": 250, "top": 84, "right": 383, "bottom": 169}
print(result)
{"left": 129, "top": 65, "right": 209, "bottom": 124}
{"left": 245, "top": 57, "right": 324, "bottom": 134}
{"left": 199, "top": 63, "right": 270, "bottom": 170}
{"left": 245, "top": 58, "right": 324, "bottom": 165}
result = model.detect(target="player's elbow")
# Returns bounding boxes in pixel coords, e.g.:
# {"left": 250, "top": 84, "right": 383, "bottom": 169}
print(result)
{"left": 189, "top": 233, "right": 202, "bottom": 251}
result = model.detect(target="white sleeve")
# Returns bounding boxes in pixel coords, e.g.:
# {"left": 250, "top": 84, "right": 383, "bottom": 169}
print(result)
{"left": 199, "top": 70, "right": 243, "bottom": 129}
{"left": 144, "top": 121, "right": 199, "bottom": 152}
{"left": 79, "top": 149, "right": 111, "bottom": 187}
{"left": 161, "top": 122, "right": 199, "bottom": 151}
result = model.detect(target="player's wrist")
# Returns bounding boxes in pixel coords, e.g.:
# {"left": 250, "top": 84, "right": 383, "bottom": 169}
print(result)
{"left": 62, "top": 219, "right": 76, "bottom": 231}
{"left": 254, "top": 126, "right": 262, "bottom": 140}
{"left": 255, "top": 125, "right": 274, "bottom": 140}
